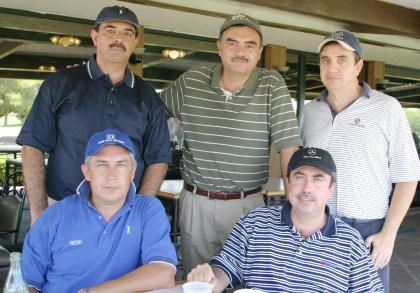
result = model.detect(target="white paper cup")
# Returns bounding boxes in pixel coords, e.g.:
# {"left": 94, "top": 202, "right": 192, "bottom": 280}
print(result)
{"left": 183, "top": 281, "right": 213, "bottom": 293}
{"left": 234, "top": 289, "right": 266, "bottom": 293}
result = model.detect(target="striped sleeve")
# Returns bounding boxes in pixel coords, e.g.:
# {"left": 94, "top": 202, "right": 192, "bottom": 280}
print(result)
{"left": 387, "top": 98, "right": 420, "bottom": 182}
{"left": 210, "top": 217, "right": 248, "bottom": 288}
{"left": 159, "top": 72, "right": 187, "bottom": 120}
{"left": 269, "top": 72, "right": 302, "bottom": 151}
{"left": 348, "top": 244, "right": 384, "bottom": 292}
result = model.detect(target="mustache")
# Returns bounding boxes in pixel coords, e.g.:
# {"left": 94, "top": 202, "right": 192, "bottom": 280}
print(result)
{"left": 232, "top": 55, "right": 249, "bottom": 62}
{"left": 299, "top": 192, "right": 314, "bottom": 200}
{"left": 109, "top": 43, "right": 127, "bottom": 51}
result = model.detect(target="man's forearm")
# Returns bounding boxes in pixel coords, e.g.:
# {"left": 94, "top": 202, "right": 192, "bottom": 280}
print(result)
{"left": 85, "top": 263, "right": 175, "bottom": 293}
{"left": 138, "top": 163, "right": 168, "bottom": 195}
{"left": 212, "top": 267, "right": 231, "bottom": 293}
{"left": 22, "top": 145, "right": 47, "bottom": 225}
{"left": 383, "top": 181, "right": 418, "bottom": 235}
{"left": 280, "top": 146, "right": 299, "bottom": 194}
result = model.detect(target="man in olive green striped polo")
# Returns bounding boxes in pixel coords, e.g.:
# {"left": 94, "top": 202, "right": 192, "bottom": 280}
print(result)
{"left": 160, "top": 13, "right": 301, "bottom": 274}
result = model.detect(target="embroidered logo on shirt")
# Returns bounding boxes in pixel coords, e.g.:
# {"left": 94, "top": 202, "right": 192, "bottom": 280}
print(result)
{"left": 69, "top": 240, "right": 83, "bottom": 246}
{"left": 126, "top": 225, "right": 131, "bottom": 235}
{"left": 320, "top": 259, "right": 336, "bottom": 269}
{"left": 349, "top": 117, "right": 365, "bottom": 128}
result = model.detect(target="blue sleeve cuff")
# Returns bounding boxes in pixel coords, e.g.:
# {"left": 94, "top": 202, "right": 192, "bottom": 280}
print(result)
{"left": 210, "top": 258, "right": 241, "bottom": 288}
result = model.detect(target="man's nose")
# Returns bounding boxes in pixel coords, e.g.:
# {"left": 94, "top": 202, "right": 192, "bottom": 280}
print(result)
{"left": 303, "top": 178, "right": 313, "bottom": 192}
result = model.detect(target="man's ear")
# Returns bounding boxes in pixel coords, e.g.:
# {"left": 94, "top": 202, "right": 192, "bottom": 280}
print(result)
{"left": 91, "top": 29, "right": 98, "bottom": 47}
{"left": 81, "top": 164, "right": 90, "bottom": 181}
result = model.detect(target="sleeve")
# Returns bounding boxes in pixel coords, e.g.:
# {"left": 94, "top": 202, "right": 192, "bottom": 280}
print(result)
{"left": 210, "top": 217, "right": 249, "bottom": 288}
{"left": 15, "top": 78, "right": 57, "bottom": 152}
{"left": 348, "top": 244, "right": 384, "bottom": 293}
{"left": 269, "top": 72, "right": 302, "bottom": 151}
{"left": 21, "top": 211, "right": 54, "bottom": 291}
{"left": 140, "top": 197, "right": 178, "bottom": 268}
{"left": 141, "top": 86, "right": 172, "bottom": 165}
{"left": 158, "top": 72, "right": 187, "bottom": 119}
{"left": 387, "top": 100, "right": 420, "bottom": 182}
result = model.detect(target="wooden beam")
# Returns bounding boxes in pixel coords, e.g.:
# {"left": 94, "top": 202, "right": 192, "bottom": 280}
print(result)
{"left": 0, "top": 41, "right": 24, "bottom": 59}
{"left": 233, "top": 0, "right": 420, "bottom": 36}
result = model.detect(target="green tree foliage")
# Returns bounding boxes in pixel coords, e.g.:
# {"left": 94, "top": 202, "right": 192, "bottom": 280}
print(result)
{"left": 0, "top": 79, "right": 41, "bottom": 126}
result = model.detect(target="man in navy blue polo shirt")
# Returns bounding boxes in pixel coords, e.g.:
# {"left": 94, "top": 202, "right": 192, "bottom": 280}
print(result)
{"left": 16, "top": 5, "right": 171, "bottom": 225}
{"left": 22, "top": 129, "right": 177, "bottom": 293}
{"left": 187, "top": 148, "right": 383, "bottom": 293}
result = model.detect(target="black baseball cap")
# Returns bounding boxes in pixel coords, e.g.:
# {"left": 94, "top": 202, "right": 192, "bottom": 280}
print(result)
{"left": 318, "top": 31, "right": 362, "bottom": 58}
{"left": 287, "top": 147, "right": 336, "bottom": 177}
{"left": 95, "top": 6, "right": 139, "bottom": 29}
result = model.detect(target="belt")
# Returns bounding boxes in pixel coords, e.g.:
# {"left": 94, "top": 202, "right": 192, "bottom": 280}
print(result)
{"left": 184, "top": 182, "right": 262, "bottom": 200}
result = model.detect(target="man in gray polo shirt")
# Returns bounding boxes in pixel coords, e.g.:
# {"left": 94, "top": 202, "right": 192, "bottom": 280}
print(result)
{"left": 160, "top": 14, "right": 301, "bottom": 273}
{"left": 299, "top": 31, "right": 420, "bottom": 292}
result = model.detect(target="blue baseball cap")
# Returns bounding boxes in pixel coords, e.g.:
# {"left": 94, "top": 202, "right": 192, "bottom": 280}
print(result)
{"left": 84, "top": 129, "right": 135, "bottom": 158}
{"left": 318, "top": 31, "right": 362, "bottom": 58}
{"left": 95, "top": 5, "right": 139, "bottom": 29}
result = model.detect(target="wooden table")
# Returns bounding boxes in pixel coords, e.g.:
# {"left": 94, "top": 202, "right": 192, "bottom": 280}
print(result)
{"left": 157, "top": 180, "right": 183, "bottom": 243}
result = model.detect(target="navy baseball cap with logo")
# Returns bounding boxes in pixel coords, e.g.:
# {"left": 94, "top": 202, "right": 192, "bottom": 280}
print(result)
{"left": 94, "top": 5, "right": 140, "bottom": 29}
{"left": 317, "top": 31, "right": 362, "bottom": 58}
{"left": 287, "top": 147, "right": 336, "bottom": 177}
{"left": 84, "top": 129, "right": 135, "bottom": 159}
{"left": 220, "top": 13, "right": 263, "bottom": 42}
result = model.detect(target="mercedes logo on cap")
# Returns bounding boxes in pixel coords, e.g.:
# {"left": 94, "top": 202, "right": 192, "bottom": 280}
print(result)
{"left": 308, "top": 149, "right": 316, "bottom": 155}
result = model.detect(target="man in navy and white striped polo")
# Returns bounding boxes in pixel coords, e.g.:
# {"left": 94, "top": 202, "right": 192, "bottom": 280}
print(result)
{"left": 187, "top": 148, "right": 384, "bottom": 293}
{"left": 299, "top": 31, "right": 420, "bottom": 292}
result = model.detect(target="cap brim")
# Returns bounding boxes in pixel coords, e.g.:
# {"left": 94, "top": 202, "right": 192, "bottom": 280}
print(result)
{"left": 96, "top": 18, "right": 139, "bottom": 28}
{"left": 317, "top": 38, "right": 355, "bottom": 53}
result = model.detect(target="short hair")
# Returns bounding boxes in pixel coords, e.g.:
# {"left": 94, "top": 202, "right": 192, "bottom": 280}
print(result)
{"left": 219, "top": 24, "right": 263, "bottom": 46}
{"left": 84, "top": 152, "right": 137, "bottom": 170}
{"left": 320, "top": 42, "right": 362, "bottom": 64}
{"left": 94, "top": 23, "right": 139, "bottom": 38}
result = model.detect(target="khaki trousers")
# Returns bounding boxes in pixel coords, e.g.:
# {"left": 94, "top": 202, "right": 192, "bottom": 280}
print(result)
{"left": 179, "top": 188, "right": 265, "bottom": 276}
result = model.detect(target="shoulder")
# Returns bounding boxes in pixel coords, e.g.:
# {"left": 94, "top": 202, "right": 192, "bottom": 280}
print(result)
{"left": 46, "top": 65, "right": 87, "bottom": 85}
{"left": 334, "top": 218, "right": 368, "bottom": 251}
{"left": 33, "top": 195, "right": 80, "bottom": 228}
{"left": 183, "top": 65, "right": 216, "bottom": 80}
{"left": 131, "top": 195, "right": 165, "bottom": 212}
{"left": 257, "top": 68, "right": 287, "bottom": 86}
{"left": 241, "top": 206, "right": 282, "bottom": 224}
{"left": 369, "top": 89, "right": 403, "bottom": 109}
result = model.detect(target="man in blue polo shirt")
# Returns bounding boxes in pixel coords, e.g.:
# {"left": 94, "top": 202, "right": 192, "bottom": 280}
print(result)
{"left": 22, "top": 129, "right": 177, "bottom": 293}
{"left": 16, "top": 5, "right": 171, "bottom": 225}
{"left": 187, "top": 148, "right": 383, "bottom": 293}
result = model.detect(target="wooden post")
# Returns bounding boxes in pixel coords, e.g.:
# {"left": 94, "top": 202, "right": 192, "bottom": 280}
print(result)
{"left": 128, "top": 25, "right": 144, "bottom": 77}
{"left": 367, "top": 60, "right": 385, "bottom": 89}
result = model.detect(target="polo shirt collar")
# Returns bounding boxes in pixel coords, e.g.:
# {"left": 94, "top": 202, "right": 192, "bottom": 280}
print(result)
{"left": 86, "top": 55, "right": 135, "bottom": 88}
{"left": 75, "top": 179, "right": 137, "bottom": 207}
{"left": 281, "top": 201, "right": 337, "bottom": 237}
{"left": 210, "top": 64, "right": 262, "bottom": 90}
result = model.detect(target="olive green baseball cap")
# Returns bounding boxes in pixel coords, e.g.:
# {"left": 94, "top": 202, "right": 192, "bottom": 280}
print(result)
{"left": 219, "top": 13, "right": 262, "bottom": 41}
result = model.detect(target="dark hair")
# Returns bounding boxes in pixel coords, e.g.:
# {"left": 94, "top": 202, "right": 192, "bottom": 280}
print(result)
{"left": 94, "top": 23, "right": 139, "bottom": 38}
{"left": 219, "top": 24, "right": 263, "bottom": 46}
{"left": 320, "top": 42, "right": 362, "bottom": 64}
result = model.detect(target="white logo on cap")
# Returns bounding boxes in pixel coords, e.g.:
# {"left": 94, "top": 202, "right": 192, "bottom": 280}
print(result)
{"left": 106, "top": 134, "right": 116, "bottom": 141}
{"left": 308, "top": 149, "right": 316, "bottom": 156}
{"left": 119, "top": 8, "right": 123, "bottom": 14}
{"left": 333, "top": 31, "right": 344, "bottom": 40}
{"left": 232, "top": 14, "right": 249, "bottom": 21}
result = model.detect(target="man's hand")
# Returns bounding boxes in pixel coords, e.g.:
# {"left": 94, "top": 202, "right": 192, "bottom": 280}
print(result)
{"left": 187, "top": 264, "right": 219, "bottom": 288}
{"left": 365, "top": 230, "right": 396, "bottom": 270}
